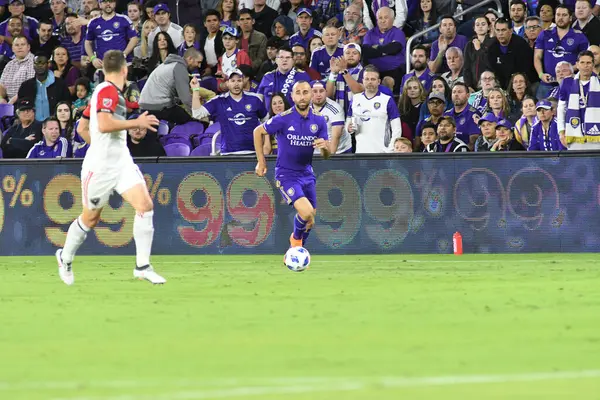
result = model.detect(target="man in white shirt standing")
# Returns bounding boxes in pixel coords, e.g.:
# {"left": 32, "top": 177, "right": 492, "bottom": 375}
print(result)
{"left": 147, "top": 3, "right": 183, "bottom": 55}
{"left": 346, "top": 64, "right": 402, "bottom": 153}
{"left": 310, "top": 80, "right": 349, "bottom": 154}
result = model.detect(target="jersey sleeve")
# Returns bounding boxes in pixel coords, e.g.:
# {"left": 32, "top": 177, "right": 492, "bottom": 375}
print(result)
{"left": 82, "top": 104, "right": 91, "bottom": 119}
{"left": 386, "top": 96, "right": 400, "bottom": 121}
{"left": 126, "top": 17, "right": 137, "bottom": 40}
{"left": 318, "top": 117, "right": 328, "bottom": 140}
{"left": 86, "top": 20, "right": 96, "bottom": 41}
{"left": 95, "top": 85, "right": 119, "bottom": 114}
{"left": 263, "top": 113, "right": 285, "bottom": 136}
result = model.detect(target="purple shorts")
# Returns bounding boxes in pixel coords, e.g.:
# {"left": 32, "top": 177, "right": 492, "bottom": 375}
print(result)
{"left": 276, "top": 175, "right": 317, "bottom": 208}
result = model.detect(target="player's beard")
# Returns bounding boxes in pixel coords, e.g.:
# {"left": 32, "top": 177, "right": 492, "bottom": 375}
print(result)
{"left": 296, "top": 102, "right": 310, "bottom": 111}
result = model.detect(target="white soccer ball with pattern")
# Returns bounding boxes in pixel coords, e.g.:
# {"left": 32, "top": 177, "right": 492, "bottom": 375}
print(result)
{"left": 284, "top": 247, "right": 311, "bottom": 272}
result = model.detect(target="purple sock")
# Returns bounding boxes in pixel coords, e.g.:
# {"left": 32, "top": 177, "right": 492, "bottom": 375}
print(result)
{"left": 293, "top": 214, "right": 307, "bottom": 241}
{"left": 302, "top": 229, "right": 311, "bottom": 244}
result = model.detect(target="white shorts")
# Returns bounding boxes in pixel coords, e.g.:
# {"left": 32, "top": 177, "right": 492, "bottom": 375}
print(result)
{"left": 81, "top": 164, "right": 146, "bottom": 210}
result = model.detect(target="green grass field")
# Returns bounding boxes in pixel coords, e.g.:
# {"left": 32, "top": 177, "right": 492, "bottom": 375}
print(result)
{"left": 1, "top": 254, "right": 600, "bottom": 400}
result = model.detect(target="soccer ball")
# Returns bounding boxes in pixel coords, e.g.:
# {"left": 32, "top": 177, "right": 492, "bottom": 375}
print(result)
{"left": 284, "top": 247, "right": 311, "bottom": 272}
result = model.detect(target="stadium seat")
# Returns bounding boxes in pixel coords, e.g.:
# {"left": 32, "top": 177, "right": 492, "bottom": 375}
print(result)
{"left": 0, "top": 147, "right": 2, "bottom": 158}
{"left": 163, "top": 143, "right": 191, "bottom": 157}
{"left": 205, "top": 122, "right": 220, "bottom": 137}
{"left": 166, "top": 121, "right": 205, "bottom": 148}
{"left": 0, "top": 103, "right": 14, "bottom": 131}
{"left": 157, "top": 120, "right": 169, "bottom": 136}
{"left": 190, "top": 143, "right": 212, "bottom": 156}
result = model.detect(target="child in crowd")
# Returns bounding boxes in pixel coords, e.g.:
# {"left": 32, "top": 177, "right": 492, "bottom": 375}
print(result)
{"left": 393, "top": 138, "right": 413, "bottom": 153}
{"left": 418, "top": 123, "right": 438, "bottom": 152}
{"left": 73, "top": 77, "right": 92, "bottom": 119}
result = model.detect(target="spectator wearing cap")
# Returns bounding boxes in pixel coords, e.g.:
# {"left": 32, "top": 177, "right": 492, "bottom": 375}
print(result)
{"left": 256, "top": 36, "right": 281, "bottom": 82}
{"left": 292, "top": 44, "right": 321, "bottom": 80}
{"left": 534, "top": 5, "right": 589, "bottom": 100}
{"left": 31, "top": 19, "right": 60, "bottom": 59}
{"left": 17, "top": 52, "right": 71, "bottom": 121}
{"left": 528, "top": 99, "right": 565, "bottom": 150}
{"left": 237, "top": 64, "right": 259, "bottom": 92}
{"left": 290, "top": 8, "right": 322, "bottom": 50}
{"left": 310, "top": 25, "right": 343, "bottom": 79}
{"left": 474, "top": 112, "right": 498, "bottom": 151}
{"left": 0, "top": 0, "right": 40, "bottom": 44}
{"left": 27, "top": 116, "right": 72, "bottom": 158}
{"left": 147, "top": 3, "right": 183, "bottom": 56}
{"left": 191, "top": 68, "right": 267, "bottom": 154}
{"left": 237, "top": 8, "right": 267, "bottom": 74}
{"left": 253, "top": 0, "right": 279, "bottom": 38}
{"left": 271, "top": 15, "right": 294, "bottom": 45}
{"left": 282, "top": 0, "right": 310, "bottom": 32}
{"left": 346, "top": 64, "right": 402, "bottom": 153}
{"left": 200, "top": 9, "right": 224, "bottom": 76}
{"left": 216, "top": 26, "right": 252, "bottom": 91}
{"left": 425, "top": 116, "right": 469, "bottom": 152}
{"left": 362, "top": 7, "right": 405, "bottom": 93}
{"left": 311, "top": 79, "right": 348, "bottom": 153}
{"left": 415, "top": 92, "right": 447, "bottom": 150}
{"left": 444, "top": 82, "right": 480, "bottom": 149}
{"left": 50, "top": 0, "right": 68, "bottom": 35}
{"left": 257, "top": 45, "right": 310, "bottom": 106}
{"left": 428, "top": 15, "right": 468, "bottom": 74}
{"left": 85, "top": 0, "right": 138, "bottom": 70}
{"left": 139, "top": 47, "right": 204, "bottom": 124}
{"left": 491, "top": 118, "right": 525, "bottom": 150}
{"left": 326, "top": 42, "right": 364, "bottom": 115}
{"left": 573, "top": 0, "right": 600, "bottom": 46}
{"left": 362, "top": 0, "right": 408, "bottom": 30}
{"left": 557, "top": 50, "right": 600, "bottom": 149}
{"left": 0, "top": 98, "right": 42, "bottom": 158}
{"left": 126, "top": 114, "right": 166, "bottom": 157}
{"left": 340, "top": 2, "right": 368, "bottom": 45}
{"left": 0, "top": 36, "right": 34, "bottom": 103}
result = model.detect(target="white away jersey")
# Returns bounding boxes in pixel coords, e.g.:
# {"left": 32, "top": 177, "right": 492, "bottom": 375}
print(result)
{"left": 312, "top": 98, "right": 350, "bottom": 154}
{"left": 83, "top": 81, "right": 132, "bottom": 172}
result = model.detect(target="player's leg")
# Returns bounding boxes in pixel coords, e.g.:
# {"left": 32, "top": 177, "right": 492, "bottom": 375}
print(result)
{"left": 118, "top": 165, "right": 165, "bottom": 284}
{"left": 299, "top": 178, "right": 318, "bottom": 244}
{"left": 277, "top": 180, "right": 312, "bottom": 247}
{"left": 57, "top": 170, "right": 111, "bottom": 285}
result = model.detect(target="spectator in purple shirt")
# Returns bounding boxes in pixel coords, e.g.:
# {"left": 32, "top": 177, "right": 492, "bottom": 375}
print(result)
{"left": 401, "top": 45, "right": 435, "bottom": 92}
{"left": 27, "top": 116, "right": 72, "bottom": 158}
{"left": 0, "top": 0, "right": 40, "bottom": 43}
{"left": 289, "top": 8, "right": 322, "bottom": 49}
{"left": 61, "top": 13, "right": 86, "bottom": 68}
{"left": 50, "top": 0, "right": 68, "bottom": 36}
{"left": 310, "top": 25, "right": 343, "bottom": 78}
{"left": 362, "top": 6, "right": 406, "bottom": 93}
{"left": 428, "top": 15, "right": 468, "bottom": 74}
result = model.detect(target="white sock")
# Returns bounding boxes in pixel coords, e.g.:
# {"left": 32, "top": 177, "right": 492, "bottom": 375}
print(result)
{"left": 62, "top": 216, "right": 90, "bottom": 264}
{"left": 134, "top": 210, "right": 154, "bottom": 268}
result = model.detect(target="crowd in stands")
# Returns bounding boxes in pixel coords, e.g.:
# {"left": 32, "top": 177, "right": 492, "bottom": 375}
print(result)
{"left": 0, "top": 0, "right": 600, "bottom": 159}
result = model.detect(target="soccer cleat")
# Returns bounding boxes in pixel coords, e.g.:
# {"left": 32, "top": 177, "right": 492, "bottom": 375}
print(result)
{"left": 134, "top": 265, "right": 166, "bottom": 284}
{"left": 289, "top": 233, "right": 303, "bottom": 248}
{"left": 56, "top": 249, "right": 74, "bottom": 286}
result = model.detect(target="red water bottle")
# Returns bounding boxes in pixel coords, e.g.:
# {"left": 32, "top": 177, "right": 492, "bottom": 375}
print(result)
{"left": 453, "top": 232, "right": 463, "bottom": 255}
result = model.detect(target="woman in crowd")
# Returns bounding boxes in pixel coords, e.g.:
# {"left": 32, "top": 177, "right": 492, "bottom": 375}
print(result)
{"left": 485, "top": 88, "right": 511, "bottom": 120}
{"left": 484, "top": 10, "right": 498, "bottom": 36}
{"left": 272, "top": 15, "right": 294, "bottom": 44}
{"left": 491, "top": 119, "right": 525, "bottom": 151}
{"left": 51, "top": 46, "right": 81, "bottom": 97}
{"left": 219, "top": 0, "right": 238, "bottom": 28}
{"left": 514, "top": 95, "right": 538, "bottom": 148}
{"left": 407, "top": 0, "right": 439, "bottom": 47}
{"left": 263, "top": 93, "right": 291, "bottom": 155}
{"left": 134, "top": 19, "right": 157, "bottom": 60}
{"left": 55, "top": 101, "right": 74, "bottom": 141}
{"left": 128, "top": 1, "right": 144, "bottom": 38}
{"left": 147, "top": 32, "right": 177, "bottom": 74}
{"left": 399, "top": 76, "right": 426, "bottom": 138}
{"left": 419, "top": 76, "right": 452, "bottom": 120}
{"left": 469, "top": 70, "right": 498, "bottom": 114}
{"left": 178, "top": 24, "right": 201, "bottom": 56}
{"left": 537, "top": 1, "right": 556, "bottom": 30}
{"left": 463, "top": 15, "right": 493, "bottom": 92}
{"left": 506, "top": 72, "right": 533, "bottom": 123}
{"left": 308, "top": 36, "right": 324, "bottom": 58}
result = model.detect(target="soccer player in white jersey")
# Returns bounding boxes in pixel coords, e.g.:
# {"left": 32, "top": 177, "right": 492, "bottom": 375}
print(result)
{"left": 310, "top": 80, "right": 351, "bottom": 154}
{"left": 56, "top": 50, "right": 166, "bottom": 285}
{"left": 346, "top": 65, "right": 403, "bottom": 153}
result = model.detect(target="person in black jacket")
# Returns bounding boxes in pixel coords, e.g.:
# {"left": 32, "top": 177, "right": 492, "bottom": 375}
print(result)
{"left": 127, "top": 115, "right": 166, "bottom": 157}
{"left": 17, "top": 53, "right": 71, "bottom": 122}
{"left": 573, "top": 0, "right": 600, "bottom": 46}
{"left": 487, "top": 18, "right": 538, "bottom": 90}
{"left": 0, "top": 98, "right": 43, "bottom": 158}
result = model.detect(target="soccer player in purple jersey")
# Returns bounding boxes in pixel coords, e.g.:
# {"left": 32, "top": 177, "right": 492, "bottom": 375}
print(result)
{"left": 253, "top": 81, "right": 331, "bottom": 249}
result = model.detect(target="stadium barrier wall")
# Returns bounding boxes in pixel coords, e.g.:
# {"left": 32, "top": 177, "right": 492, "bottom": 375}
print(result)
{"left": 0, "top": 152, "right": 598, "bottom": 255}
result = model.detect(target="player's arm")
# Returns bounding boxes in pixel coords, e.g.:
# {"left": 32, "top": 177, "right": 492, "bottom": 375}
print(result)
{"left": 314, "top": 120, "right": 331, "bottom": 159}
{"left": 96, "top": 85, "right": 159, "bottom": 133}
{"left": 77, "top": 105, "right": 91, "bottom": 144}
{"left": 190, "top": 77, "right": 211, "bottom": 119}
{"left": 253, "top": 124, "right": 269, "bottom": 176}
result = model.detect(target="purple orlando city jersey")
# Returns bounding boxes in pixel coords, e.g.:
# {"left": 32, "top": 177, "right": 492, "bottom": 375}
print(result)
{"left": 203, "top": 92, "right": 267, "bottom": 154}
{"left": 430, "top": 35, "right": 468, "bottom": 73}
{"left": 86, "top": 14, "right": 137, "bottom": 60}
{"left": 310, "top": 45, "right": 344, "bottom": 78}
{"left": 444, "top": 106, "right": 480, "bottom": 144}
{"left": 535, "top": 28, "right": 589, "bottom": 78}
{"left": 26, "top": 137, "right": 72, "bottom": 159}
{"left": 362, "top": 26, "right": 407, "bottom": 71}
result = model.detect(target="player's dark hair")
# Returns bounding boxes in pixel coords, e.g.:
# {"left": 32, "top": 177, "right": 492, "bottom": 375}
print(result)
{"left": 42, "top": 116, "right": 60, "bottom": 130}
{"left": 578, "top": 50, "right": 595, "bottom": 61}
{"left": 102, "top": 50, "right": 127, "bottom": 73}
{"left": 204, "top": 8, "right": 221, "bottom": 21}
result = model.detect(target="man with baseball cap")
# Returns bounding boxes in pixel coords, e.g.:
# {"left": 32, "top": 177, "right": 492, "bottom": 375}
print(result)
{"left": 0, "top": 98, "right": 42, "bottom": 158}
{"left": 216, "top": 26, "right": 251, "bottom": 91}
{"left": 491, "top": 118, "right": 525, "bottom": 151}
{"left": 310, "top": 80, "right": 349, "bottom": 154}
{"left": 192, "top": 68, "right": 267, "bottom": 155}
{"left": 528, "top": 99, "right": 565, "bottom": 151}
{"left": 289, "top": 8, "right": 322, "bottom": 49}
{"left": 85, "top": 0, "right": 138, "bottom": 69}
{"left": 474, "top": 112, "right": 498, "bottom": 151}
{"left": 425, "top": 116, "right": 469, "bottom": 152}
{"left": 414, "top": 92, "right": 446, "bottom": 150}
{"left": 326, "top": 42, "right": 364, "bottom": 115}
{"left": 0, "top": 0, "right": 39, "bottom": 43}
{"left": 148, "top": 3, "right": 183, "bottom": 55}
